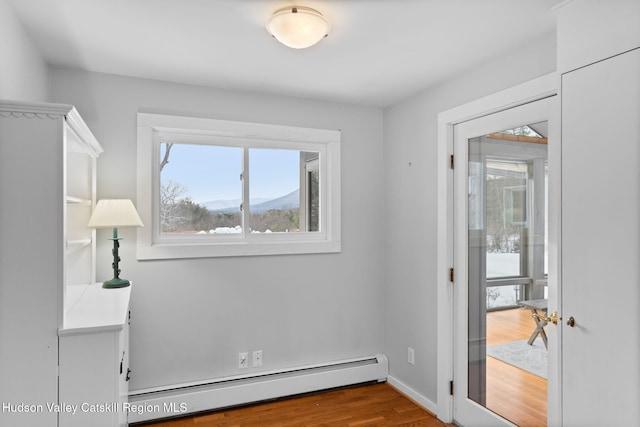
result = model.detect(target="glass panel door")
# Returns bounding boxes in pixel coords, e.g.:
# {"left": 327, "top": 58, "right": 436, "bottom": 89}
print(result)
{"left": 467, "top": 122, "right": 548, "bottom": 425}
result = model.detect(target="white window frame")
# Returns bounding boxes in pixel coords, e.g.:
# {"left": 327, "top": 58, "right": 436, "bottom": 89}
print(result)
{"left": 137, "top": 113, "right": 341, "bottom": 259}
{"left": 302, "top": 157, "right": 320, "bottom": 232}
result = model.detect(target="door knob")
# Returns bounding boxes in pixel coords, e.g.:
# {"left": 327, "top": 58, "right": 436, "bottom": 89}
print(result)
{"left": 567, "top": 316, "right": 575, "bottom": 327}
{"left": 533, "top": 311, "right": 558, "bottom": 325}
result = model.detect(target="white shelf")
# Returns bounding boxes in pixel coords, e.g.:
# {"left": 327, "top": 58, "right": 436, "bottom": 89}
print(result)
{"left": 66, "top": 196, "right": 92, "bottom": 205}
{"left": 66, "top": 239, "right": 92, "bottom": 254}
{"left": 60, "top": 283, "right": 131, "bottom": 336}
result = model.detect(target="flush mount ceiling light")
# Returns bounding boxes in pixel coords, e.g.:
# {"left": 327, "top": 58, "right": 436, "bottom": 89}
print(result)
{"left": 266, "top": 6, "right": 330, "bottom": 49}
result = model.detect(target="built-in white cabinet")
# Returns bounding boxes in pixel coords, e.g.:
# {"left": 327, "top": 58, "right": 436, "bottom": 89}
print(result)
{"left": 59, "top": 284, "right": 131, "bottom": 427}
{"left": 560, "top": 47, "right": 640, "bottom": 426}
{"left": 0, "top": 100, "right": 130, "bottom": 426}
{"left": 557, "top": 1, "right": 640, "bottom": 424}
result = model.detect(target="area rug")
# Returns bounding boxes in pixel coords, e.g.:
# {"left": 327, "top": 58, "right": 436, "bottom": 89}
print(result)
{"left": 486, "top": 339, "right": 547, "bottom": 379}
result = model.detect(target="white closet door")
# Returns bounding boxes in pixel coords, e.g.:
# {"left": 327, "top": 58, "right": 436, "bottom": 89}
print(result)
{"left": 561, "top": 48, "right": 640, "bottom": 424}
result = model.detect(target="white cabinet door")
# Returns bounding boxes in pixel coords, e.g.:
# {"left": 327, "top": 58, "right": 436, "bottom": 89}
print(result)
{"left": 561, "top": 48, "right": 640, "bottom": 424}
{"left": 59, "top": 284, "right": 131, "bottom": 427}
{"left": 59, "top": 331, "right": 119, "bottom": 427}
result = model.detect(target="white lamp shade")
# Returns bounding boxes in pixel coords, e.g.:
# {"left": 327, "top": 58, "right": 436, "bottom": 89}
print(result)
{"left": 266, "top": 6, "right": 330, "bottom": 49}
{"left": 88, "top": 199, "right": 143, "bottom": 228}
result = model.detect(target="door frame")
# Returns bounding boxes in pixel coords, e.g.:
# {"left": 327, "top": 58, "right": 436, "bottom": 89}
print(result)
{"left": 453, "top": 98, "right": 552, "bottom": 426}
{"left": 436, "top": 73, "right": 561, "bottom": 425}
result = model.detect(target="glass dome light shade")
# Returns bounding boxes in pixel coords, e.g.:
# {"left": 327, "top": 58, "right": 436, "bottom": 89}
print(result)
{"left": 266, "top": 6, "right": 330, "bottom": 49}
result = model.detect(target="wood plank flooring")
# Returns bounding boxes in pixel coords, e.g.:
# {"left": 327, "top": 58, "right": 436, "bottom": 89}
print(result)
{"left": 486, "top": 308, "right": 547, "bottom": 427}
{"left": 134, "top": 308, "right": 545, "bottom": 427}
{"left": 135, "top": 383, "right": 452, "bottom": 427}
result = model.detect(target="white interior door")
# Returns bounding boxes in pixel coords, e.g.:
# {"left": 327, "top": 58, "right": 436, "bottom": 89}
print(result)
{"left": 561, "top": 48, "right": 640, "bottom": 424}
{"left": 453, "top": 97, "right": 554, "bottom": 426}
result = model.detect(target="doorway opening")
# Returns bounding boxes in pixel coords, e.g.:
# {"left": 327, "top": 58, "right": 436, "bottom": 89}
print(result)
{"left": 436, "top": 74, "right": 558, "bottom": 426}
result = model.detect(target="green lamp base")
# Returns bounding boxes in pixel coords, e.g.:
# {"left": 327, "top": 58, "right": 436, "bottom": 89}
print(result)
{"left": 103, "top": 227, "right": 131, "bottom": 289}
{"left": 102, "top": 278, "right": 131, "bottom": 288}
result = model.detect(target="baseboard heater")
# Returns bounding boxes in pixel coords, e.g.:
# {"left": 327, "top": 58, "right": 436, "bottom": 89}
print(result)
{"left": 128, "top": 353, "right": 388, "bottom": 423}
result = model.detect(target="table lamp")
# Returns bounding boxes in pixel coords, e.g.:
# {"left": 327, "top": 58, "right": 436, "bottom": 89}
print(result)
{"left": 88, "top": 199, "right": 143, "bottom": 288}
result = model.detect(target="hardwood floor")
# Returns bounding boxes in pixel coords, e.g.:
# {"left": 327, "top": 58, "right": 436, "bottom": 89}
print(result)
{"left": 486, "top": 308, "right": 547, "bottom": 427}
{"left": 135, "top": 383, "right": 452, "bottom": 427}
{"left": 134, "top": 308, "right": 545, "bottom": 427}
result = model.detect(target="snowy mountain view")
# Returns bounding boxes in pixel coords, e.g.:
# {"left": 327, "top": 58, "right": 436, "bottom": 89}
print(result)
{"left": 202, "top": 189, "right": 300, "bottom": 213}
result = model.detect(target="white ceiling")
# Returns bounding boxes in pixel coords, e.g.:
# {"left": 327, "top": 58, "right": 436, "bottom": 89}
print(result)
{"left": 8, "top": 0, "right": 561, "bottom": 107}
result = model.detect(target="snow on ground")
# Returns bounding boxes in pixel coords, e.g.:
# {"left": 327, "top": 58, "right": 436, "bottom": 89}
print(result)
{"left": 486, "top": 253, "right": 521, "bottom": 308}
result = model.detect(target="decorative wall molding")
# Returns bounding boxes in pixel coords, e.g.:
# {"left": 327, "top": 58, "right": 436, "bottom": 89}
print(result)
{"left": 0, "top": 100, "right": 103, "bottom": 157}
{"left": 0, "top": 111, "right": 60, "bottom": 119}
{"left": 0, "top": 100, "right": 71, "bottom": 117}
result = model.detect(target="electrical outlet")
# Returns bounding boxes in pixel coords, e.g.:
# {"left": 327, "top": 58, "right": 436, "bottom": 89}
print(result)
{"left": 408, "top": 347, "right": 415, "bottom": 365}
{"left": 238, "top": 352, "right": 248, "bottom": 369}
{"left": 253, "top": 350, "right": 263, "bottom": 367}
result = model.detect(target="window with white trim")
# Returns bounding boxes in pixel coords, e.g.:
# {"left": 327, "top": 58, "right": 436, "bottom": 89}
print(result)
{"left": 137, "top": 113, "right": 341, "bottom": 259}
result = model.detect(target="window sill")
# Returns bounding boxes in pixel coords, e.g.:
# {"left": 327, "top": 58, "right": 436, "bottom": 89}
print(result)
{"left": 136, "top": 240, "right": 341, "bottom": 260}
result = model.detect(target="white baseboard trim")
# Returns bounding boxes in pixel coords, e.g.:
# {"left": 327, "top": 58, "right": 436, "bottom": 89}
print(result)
{"left": 386, "top": 375, "right": 438, "bottom": 416}
{"left": 128, "top": 354, "right": 388, "bottom": 423}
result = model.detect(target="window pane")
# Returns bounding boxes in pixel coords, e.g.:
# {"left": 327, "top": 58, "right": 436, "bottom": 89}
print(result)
{"left": 159, "top": 142, "right": 242, "bottom": 235}
{"left": 248, "top": 148, "right": 320, "bottom": 233}
{"left": 544, "top": 162, "right": 549, "bottom": 276}
{"left": 485, "top": 159, "right": 528, "bottom": 278}
{"left": 486, "top": 285, "right": 524, "bottom": 309}
{"left": 308, "top": 168, "right": 320, "bottom": 232}
{"left": 468, "top": 161, "right": 484, "bottom": 231}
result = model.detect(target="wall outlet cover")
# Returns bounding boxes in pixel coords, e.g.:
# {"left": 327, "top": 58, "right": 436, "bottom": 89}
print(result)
{"left": 239, "top": 352, "right": 249, "bottom": 369}
{"left": 253, "top": 350, "right": 263, "bottom": 367}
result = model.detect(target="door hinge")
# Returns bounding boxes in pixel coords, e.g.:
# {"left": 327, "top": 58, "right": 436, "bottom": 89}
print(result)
{"left": 450, "top": 380, "right": 454, "bottom": 396}
{"left": 449, "top": 268, "right": 454, "bottom": 283}
{"left": 450, "top": 154, "right": 454, "bottom": 169}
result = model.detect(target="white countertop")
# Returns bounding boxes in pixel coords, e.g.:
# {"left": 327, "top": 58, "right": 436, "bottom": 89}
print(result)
{"left": 59, "top": 283, "right": 131, "bottom": 336}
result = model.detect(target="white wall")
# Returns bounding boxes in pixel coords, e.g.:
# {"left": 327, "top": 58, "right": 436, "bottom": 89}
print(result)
{"left": 0, "top": 0, "right": 48, "bottom": 102}
{"left": 557, "top": 0, "right": 640, "bottom": 73}
{"left": 50, "top": 68, "right": 385, "bottom": 391}
{"left": 46, "top": 25, "right": 555, "bottom": 410}
{"left": 382, "top": 32, "right": 556, "bottom": 405}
